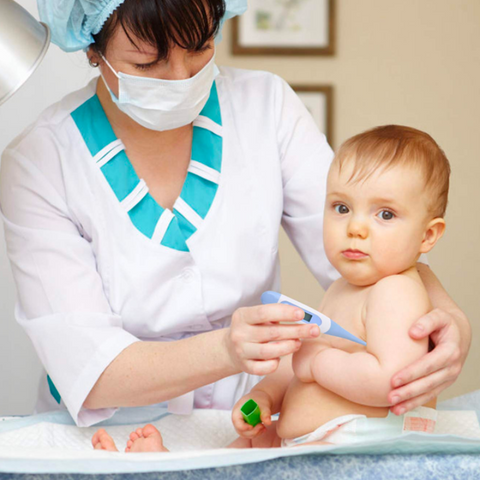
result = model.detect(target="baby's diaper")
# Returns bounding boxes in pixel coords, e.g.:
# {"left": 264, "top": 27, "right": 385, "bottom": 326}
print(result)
{"left": 281, "top": 414, "right": 367, "bottom": 447}
{"left": 281, "top": 407, "right": 474, "bottom": 447}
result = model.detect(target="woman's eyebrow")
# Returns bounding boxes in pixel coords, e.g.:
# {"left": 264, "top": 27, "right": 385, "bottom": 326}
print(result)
{"left": 126, "top": 50, "right": 157, "bottom": 55}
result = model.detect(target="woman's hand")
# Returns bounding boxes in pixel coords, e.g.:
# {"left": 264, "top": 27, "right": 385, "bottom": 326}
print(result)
{"left": 231, "top": 391, "right": 273, "bottom": 439}
{"left": 388, "top": 307, "right": 471, "bottom": 414}
{"left": 225, "top": 304, "right": 320, "bottom": 376}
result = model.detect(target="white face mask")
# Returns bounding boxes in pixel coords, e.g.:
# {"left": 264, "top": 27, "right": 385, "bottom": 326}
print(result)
{"left": 100, "top": 52, "right": 219, "bottom": 131}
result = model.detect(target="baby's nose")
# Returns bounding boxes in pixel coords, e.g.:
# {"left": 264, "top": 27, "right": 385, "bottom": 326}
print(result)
{"left": 347, "top": 218, "right": 368, "bottom": 238}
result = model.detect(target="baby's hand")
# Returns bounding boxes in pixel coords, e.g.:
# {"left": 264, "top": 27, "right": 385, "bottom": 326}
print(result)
{"left": 231, "top": 391, "right": 273, "bottom": 439}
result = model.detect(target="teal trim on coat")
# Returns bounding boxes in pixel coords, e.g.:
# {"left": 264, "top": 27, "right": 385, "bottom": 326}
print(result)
{"left": 71, "top": 81, "right": 222, "bottom": 251}
{"left": 47, "top": 375, "right": 62, "bottom": 405}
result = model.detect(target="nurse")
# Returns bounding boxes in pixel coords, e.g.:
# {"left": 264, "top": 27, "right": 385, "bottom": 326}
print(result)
{"left": 0, "top": 0, "right": 471, "bottom": 427}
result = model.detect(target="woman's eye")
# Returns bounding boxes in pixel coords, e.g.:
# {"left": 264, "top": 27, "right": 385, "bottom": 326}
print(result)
{"left": 378, "top": 210, "right": 395, "bottom": 220}
{"left": 134, "top": 62, "right": 157, "bottom": 71}
{"left": 191, "top": 44, "right": 213, "bottom": 55}
{"left": 334, "top": 204, "right": 349, "bottom": 214}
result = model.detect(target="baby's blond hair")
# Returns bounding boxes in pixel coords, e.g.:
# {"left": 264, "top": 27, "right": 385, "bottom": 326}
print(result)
{"left": 333, "top": 125, "right": 451, "bottom": 218}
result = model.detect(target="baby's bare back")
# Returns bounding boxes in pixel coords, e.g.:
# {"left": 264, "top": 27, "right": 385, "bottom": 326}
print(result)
{"left": 276, "top": 279, "right": 390, "bottom": 440}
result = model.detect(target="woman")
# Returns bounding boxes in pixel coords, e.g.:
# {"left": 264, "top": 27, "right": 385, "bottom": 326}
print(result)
{"left": 0, "top": 0, "right": 470, "bottom": 427}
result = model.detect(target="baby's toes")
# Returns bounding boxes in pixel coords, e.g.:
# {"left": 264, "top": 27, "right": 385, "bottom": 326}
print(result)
{"left": 126, "top": 424, "right": 168, "bottom": 453}
{"left": 92, "top": 428, "right": 107, "bottom": 448}
{"left": 92, "top": 430, "right": 102, "bottom": 448}
{"left": 129, "top": 431, "right": 140, "bottom": 442}
{"left": 142, "top": 424, "right": 161, "bottom": 438}
{"left": 136, "top": 428, "right": 144, "bottom": 438}
{"left": 93, "top": 429, "right": 118, "bottom": 452}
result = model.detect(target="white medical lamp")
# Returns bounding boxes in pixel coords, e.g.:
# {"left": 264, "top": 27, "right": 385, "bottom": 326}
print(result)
{"left": 0, "top": 0, "right": 50, "bottom": 106}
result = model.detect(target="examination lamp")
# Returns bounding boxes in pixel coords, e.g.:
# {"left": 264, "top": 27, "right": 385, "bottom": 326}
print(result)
{"left": 0, "top": 0, "right": 50, "bottom": 106}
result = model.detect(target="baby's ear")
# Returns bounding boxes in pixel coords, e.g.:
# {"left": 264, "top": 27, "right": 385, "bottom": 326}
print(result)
{"left": 419, "top": 218, "right": 446, "bottom": 253}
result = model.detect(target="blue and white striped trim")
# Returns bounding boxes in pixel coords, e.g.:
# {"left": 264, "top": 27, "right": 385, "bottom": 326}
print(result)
{"left": 71, "top": 82, "right": 223, "bottom": 251}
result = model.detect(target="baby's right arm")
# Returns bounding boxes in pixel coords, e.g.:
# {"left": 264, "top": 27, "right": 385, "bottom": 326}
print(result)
{"left": 309, "top": 275, "right": 431, "bottom": 407}
{"left": 231, "top": 354, "right": 295, "bottom": 438}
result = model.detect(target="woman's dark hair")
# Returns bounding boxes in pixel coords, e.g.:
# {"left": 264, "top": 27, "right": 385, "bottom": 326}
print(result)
{"left": 91, "top": 0, "right": 226, "bottom": 60}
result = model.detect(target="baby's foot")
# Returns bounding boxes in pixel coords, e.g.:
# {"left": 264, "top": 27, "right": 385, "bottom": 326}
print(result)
{"left": 125, "top": 424, "right": 169, "bottom": 453}
{"left": 92, "top": 428, "right": 119, "bottom": 452}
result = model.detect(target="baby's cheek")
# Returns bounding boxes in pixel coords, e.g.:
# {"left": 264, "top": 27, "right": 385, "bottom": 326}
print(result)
{"left": 375, "top": 243, "right": 414, "bottom": 277}
{"left": 323, "top": 224, "right": 339, "bottom": 265}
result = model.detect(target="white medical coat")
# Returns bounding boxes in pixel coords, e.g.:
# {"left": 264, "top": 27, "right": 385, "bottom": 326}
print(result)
{"left": 0, "top": 67, "right": 338, "bottom": 427}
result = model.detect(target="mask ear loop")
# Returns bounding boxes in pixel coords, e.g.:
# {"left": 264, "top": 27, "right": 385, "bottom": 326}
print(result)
{"left": 100, "top": 53, "right": 120, "bottom": 79}
{"left": 98, "top": 54, "right": 121, "bottom": 101}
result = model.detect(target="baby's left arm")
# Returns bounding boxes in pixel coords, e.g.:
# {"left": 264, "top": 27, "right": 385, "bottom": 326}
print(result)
{"left": 310, "top": 275, "right": 430, "bottom": 407}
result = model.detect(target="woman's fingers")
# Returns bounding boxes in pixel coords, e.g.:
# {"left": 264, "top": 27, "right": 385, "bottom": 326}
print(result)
{"left": 388, "top": 365, "right": 450, "bottom": 407}
{"left": 241, "top": 340, "right": 302, "bottom": 361}
{"left": 253, "top": 323, "right": 320, "bottom": 343}
{"left": 388, "top": 307, "right": 465, "bottom": 415}
{"left": 391, "top": 342, "right": 457, "bottom": 389}
{"left": 408, "top": 308, "right": 451, "bottom": 339}
{"left": 244, "top": 359, "right": 280, "bottom": 376}
{"left": 227, "top": 304, "right": 321, "bottom": 375}
{"left": 239, "top": 304, "right": 306, "bottom": 326}
{"left": 390, "top": 380, "right": 453, "bottom": 415}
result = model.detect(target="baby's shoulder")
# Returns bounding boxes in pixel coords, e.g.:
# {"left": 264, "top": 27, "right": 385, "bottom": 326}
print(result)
{"left": 367, "top": 274, "right": 431, "bottom": 316}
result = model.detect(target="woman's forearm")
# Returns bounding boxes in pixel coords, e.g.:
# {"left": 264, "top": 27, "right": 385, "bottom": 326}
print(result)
{"left": 417, "top": 263, "right": 471, "bottom": 353}
{"left": 84, "top": 328, "right": 239, "bottom": 409}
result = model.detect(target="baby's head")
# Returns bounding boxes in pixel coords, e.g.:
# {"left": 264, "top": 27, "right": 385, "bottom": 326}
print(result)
{"left": 324, "top": 125, "right": 450, "bottom": 286}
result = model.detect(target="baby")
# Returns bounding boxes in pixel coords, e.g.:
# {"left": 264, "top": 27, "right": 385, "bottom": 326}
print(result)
{"left": 228, "top": 124, "right": 450, "bottom": 448}
{"left": 91, "top": 124, "right": 450, "bottom": 452}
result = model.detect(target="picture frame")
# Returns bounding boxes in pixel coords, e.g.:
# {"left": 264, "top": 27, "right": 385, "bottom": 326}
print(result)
{"left": 292, "top": 85, "right": 334, "bottom": 147}
{"left": 232, "top": 0, "right": 335, "bottom": 56}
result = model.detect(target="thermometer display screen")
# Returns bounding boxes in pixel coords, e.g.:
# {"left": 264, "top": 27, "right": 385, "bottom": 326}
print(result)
{"left": 303, "top": 312, "right": 312, "bottom": 322}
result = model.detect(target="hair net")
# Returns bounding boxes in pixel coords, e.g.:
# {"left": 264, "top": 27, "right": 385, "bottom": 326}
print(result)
{"left": 37, "top": 0, "right": 248, "bottom": 53}
{"left": 216, "top": 0, "right": 247, "bottom": 43}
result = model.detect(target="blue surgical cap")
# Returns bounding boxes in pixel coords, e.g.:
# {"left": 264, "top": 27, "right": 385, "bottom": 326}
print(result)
{"left": 217, "top": 0, "right": 247, "bottom": 43}
{"left": 37, "top": 0, "right": 248, "bottom": 53}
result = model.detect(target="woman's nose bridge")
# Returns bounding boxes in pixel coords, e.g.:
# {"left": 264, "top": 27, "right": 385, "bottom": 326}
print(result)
{"left": 166, "top": 47, "right": 190, "bottom": 79}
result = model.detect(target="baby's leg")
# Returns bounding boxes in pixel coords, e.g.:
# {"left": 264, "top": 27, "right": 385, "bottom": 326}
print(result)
{"left": 227, "top": 423, "right": 282, "bottom": 449}
{"left": 91, "top": 428, "right": 119, "bottom": 452}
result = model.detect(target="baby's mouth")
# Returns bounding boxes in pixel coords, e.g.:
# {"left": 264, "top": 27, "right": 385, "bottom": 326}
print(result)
{"left": 342, "top": 249, "right": 369, "bottom": 259}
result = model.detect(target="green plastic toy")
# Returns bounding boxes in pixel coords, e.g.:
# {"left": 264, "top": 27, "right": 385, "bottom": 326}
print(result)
{"left": 241, "top": 399, "right": 261, "bottom": 426}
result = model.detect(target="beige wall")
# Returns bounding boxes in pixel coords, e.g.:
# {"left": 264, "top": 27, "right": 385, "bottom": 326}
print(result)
{"left": 217, "top": 0, "right": 480, "bottom": 400}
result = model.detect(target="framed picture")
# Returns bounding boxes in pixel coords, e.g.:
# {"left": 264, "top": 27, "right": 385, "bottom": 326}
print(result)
{"left": 292, "top": 85, "right": 334, "bottom": 147}
{"left": 232, "top": 0, "right": 335, "bottom": 56}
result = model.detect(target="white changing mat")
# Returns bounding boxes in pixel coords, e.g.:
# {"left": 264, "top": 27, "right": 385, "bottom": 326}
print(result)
{"left": 0, "top": 409, "right": 237, "bottom": 452}
{"left": 2, "top": 401, "right": 480, "bottom": 474}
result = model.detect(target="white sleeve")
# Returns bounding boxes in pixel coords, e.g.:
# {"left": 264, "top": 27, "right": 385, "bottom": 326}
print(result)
{"left": 418, "top": 253, "right": 429, "bottom": 265}
{"left": 274, "top": 76, "right": 340, "bottom": 290}
{"left": 0, "top": 145, "right": 139, "bottom": 427}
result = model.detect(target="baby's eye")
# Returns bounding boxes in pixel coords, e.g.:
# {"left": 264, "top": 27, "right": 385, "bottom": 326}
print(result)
{"left": 334, "top": 204, "right": 349, "bottom": 214}
{"left": 377, "top": 210, "right": 395, "bottom": 220}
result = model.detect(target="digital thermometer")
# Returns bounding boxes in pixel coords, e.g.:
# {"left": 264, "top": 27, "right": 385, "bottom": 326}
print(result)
{"left": 261, "top": 291, "right": 367, "bottom": 347}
